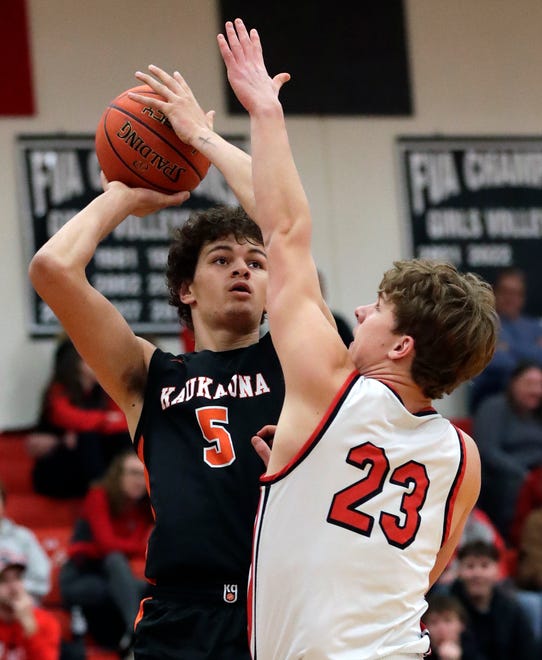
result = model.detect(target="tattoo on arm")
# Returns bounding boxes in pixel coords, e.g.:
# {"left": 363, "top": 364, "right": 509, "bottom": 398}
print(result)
{"left": 198, "top": 136, "right": 213, "bottom": 147}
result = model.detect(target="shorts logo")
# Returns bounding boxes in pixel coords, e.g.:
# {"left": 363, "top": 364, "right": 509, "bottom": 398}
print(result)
{"left": 223, "top": 584, "right": 238, "bottom": 603}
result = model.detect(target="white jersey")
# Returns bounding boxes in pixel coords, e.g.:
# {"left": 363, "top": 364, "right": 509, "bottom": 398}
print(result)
{"left": 249, "top": 374, "right": 467, "bottom": 660}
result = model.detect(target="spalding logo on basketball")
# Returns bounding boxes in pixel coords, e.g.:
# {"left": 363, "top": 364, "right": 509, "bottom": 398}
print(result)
{"left": 95, "top": 85, "right": 211, "bottom": 194}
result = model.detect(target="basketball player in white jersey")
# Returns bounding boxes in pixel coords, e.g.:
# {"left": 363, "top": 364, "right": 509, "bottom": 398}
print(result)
{"left": 218, "top": 19, "right": 498, "bottom": 660}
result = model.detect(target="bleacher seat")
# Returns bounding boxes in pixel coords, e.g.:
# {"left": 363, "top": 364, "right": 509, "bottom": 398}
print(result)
{"left": 5, "top": 492, "right": 82, "bottom": 529}
{"left": 0, "top": 432, "right": 34, "bottom": 493}
{"left": 450, "top": 417, "right": 473, "bottom": 436}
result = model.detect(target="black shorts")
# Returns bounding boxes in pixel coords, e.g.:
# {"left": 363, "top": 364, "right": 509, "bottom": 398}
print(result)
{"left": 133, "top": 584, "right": 251, "bottom": 660}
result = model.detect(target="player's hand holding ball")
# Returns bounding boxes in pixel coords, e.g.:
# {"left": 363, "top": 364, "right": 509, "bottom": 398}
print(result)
{"left": 100, "top": 172, "right": 189, "bottom": 218}
{"left": 95, "top": 65, "right": 212, "bottom": 194}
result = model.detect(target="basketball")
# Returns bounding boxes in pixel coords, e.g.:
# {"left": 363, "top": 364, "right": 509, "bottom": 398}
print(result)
{"left": 95, "top": 85, "right": 211, "bottom": 194}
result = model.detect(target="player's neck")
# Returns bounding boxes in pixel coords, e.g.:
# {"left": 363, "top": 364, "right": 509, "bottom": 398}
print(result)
{"left": 375, "top": 375, "right": 433, "bottom": 414}
{"left": 193, "top": 325, "right": 261, "bottom": 352}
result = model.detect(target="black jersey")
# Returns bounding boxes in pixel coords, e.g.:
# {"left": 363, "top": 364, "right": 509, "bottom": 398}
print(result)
{"left": 134, "top": 332, "right": 284, "bottom": 587}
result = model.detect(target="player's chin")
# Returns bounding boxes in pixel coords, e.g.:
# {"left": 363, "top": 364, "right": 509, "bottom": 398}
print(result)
{"left": 225, "top": 304, "right": 263, "bottom": 331}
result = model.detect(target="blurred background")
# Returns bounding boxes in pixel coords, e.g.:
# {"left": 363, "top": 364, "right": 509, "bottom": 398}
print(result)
{"left": 3, "top": 0, "right": 542, "bottom": 429}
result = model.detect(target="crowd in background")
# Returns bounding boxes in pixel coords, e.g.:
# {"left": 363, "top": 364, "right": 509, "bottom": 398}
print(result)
{"left": 2, "top": 266, "right": 542, "bottom": 658}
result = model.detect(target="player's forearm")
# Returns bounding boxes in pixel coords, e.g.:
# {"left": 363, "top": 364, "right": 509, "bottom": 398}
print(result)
{"left": 31, "top": 188, "right": 133, "bottom": 273}
{"left": 250, "top": 104, "right": 311, "bottom": 244}
{"left": 190, "top": 126, "right": 256, "bottom": 218}
{"left": 28, "top": 188, "right": 138, "bottom": 306}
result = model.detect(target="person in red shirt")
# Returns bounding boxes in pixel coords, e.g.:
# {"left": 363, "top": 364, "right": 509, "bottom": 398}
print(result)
{"left": 27, "top": 336, "right": 131, "bottom": 498}
{"left": 0, "top": 549, "right": 60, "bottom": 660}
{"left": 59, "top": 449, "right": 152, "bottom": 656}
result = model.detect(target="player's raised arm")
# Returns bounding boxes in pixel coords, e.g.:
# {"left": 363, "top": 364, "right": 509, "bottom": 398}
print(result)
{"left": 217, "top": 19, "right": 352, "bottom": 472}
{"left": 217, "top": 20, "right": 348, "bottom": 368}
{"left": 217, "top": 21, "right": 304, "bottom": 251}
{"left": 129, "top": 65, "right": 256, "bottom": 218}
{"left": 29, "top": 180, "right": 188, "bottom": 434}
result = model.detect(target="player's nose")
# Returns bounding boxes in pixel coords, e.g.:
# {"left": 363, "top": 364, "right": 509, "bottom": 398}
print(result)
{"left": 231, "top": 260, "right": 250, "bottom": 278}
{"left": 355, "top": 304, "right": 371, "bottom": 324}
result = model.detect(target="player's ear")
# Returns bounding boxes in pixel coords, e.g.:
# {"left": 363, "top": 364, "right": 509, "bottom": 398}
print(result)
{"left": 389, "top": 335, "right": 414, "bottom": 360}
{"left": 179, "top": 281, "right": 195, "bottom": 304}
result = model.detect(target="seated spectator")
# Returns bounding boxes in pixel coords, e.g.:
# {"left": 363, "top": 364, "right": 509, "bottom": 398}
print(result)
{"left": 510, "top": 463, "right": 542, "bottom": 548}
{"left": 434, "top": 507, "right": 509, "bottom": 588}
{"left": 516, "top": 508, "right": 542, "bottom": 590}
{"left": 474, "top": 361, "right": 542, "bottom": 540}
{"left": 423, "top": 593, "right": 482, "bottom": 660}
{"left": 0, "top": 481, "right": 51, "bottom": 603}
{"left": 27, "top": 336, "right": 131, "bottom": 498}
{"left": 0, "top": 547, "right": 60, "bottom": 660}
{"left": 448, "top": 540, "right": 538, "bottom": 659}
{"left": 59, "top": 449, "right": 152, "bottom": 657}
{"left": 470, "top": 267, "right": 542, "bottom": 413}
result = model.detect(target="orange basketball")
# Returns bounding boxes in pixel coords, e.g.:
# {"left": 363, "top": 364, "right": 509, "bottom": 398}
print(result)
{"left": 95, "top": 85, "right": 211, "bottom": 193}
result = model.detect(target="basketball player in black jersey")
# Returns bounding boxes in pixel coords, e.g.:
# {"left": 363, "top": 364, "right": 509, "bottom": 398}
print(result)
{"left": 29, "top": 68, "right": 286, "bottom": 659}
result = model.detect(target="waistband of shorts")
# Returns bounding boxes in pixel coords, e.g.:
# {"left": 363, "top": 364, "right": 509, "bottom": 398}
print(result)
{"left": 150, "top": 580, "right": 247, "bottom": 605}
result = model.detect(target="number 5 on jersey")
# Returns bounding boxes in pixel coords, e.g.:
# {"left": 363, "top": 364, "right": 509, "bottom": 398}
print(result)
{"left": 196, "top": 406, "right": 236, "bottom": 468}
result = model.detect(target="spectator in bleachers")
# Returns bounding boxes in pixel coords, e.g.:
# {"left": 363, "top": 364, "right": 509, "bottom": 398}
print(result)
{"left": 433, "top": 507, "right": 510, "bottom": 590}
{"left": 59, "top": 449, "right": 152, "bottom": 657}
{"left": 516, "top": 507, "right": 542, "bottom": 591}
{"left": 510, "top": 463, "right": 542, "bottom": 549}
{"left": 0, "top": 547, "right": 60, "bottom": 660}
{"left": 474, "top": 361, "right": 542, "bottom": 540}
{"left": 423, "top": 593, "right": 482, "bottom": 660}
{"left": 0, "top": 480, "right": 51, "bottom": 603}
{"left": 27, "top": 336, "right": 131, "bottom": 498}
{"left": 469, "top": 267, "right": 542, "bottom": 413}
{"left": 448, "top": 540, "right": 538, "bottom": 659}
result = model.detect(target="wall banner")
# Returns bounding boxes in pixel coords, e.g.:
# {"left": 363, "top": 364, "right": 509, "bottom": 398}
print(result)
{"left": 397, "top": 136, "right": 542, "bottom": 316}
{"left": 18, "top": 134, "right": 247, "bottom": 336}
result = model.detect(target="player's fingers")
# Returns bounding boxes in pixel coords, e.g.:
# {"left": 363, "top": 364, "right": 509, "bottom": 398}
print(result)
{"left": 147, "top": 64, "right": 176, "bottom": 90}
{"left": 250, "top": 27, "right": 262, "bottom": 50}
{"left": 224, "top": 20, "right": 243, "bottom": 61}
{"left": 141, "top": 189, "right": 190, "bottom": 209}
{"left": 251, "top": 435, "right": 271, "bottom": 467}
{"left": 133, "top": 70, "right": 169, "bottom": 99}
{"left": 136, "top": 66, "right": 177, "bottom": 100}
{"left": 255, "top": 424, "right": 277, "bottom": 442}
{"left": 234, "top": 18, "right": 252, "bottom": 52}
{"left": 206, "top": 110, "right": 215, "bottom": 130}
{"left": 166, "top": 190, "right": 191, "bottom": 205}
{"left": 217, "top": 33, "right": 234, "bottom": 67}
{"left": 273, "top": 72, "right": 291, "bottom": 92}
{"left": 128, "top": 90, "right": 167, "bottom": 114}
{"left": 172, "top": 70, "right": 191, "bottom": 95}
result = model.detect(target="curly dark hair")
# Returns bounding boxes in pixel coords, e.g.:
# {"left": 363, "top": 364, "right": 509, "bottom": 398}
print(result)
{"left": 166, "top": 205, "right": 264, "bottom": 329}
{"left": 379, "top": 259, "right": 498, "bottom": 399}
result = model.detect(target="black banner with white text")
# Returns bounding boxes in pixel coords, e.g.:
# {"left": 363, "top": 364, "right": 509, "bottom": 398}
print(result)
{"left": 18, "top": 134, "right": 247, "bottom": 336}
{"left": 397, "top": 136, "right": 542, "bottom": 317}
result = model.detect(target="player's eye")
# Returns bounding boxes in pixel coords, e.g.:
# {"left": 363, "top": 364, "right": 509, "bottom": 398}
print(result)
{"left": 248, "top": 260, "right": 264, "bottom": 269}
{"left": 213, "top": 256, "right": 228, "bottom": 265}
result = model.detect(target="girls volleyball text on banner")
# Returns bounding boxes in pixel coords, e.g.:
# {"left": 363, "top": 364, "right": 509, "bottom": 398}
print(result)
{"left": 18, "top": 134, "right": 247, "bottom": 336}
{"left": 397, "top": 136, "right": 542, "bottom": 317}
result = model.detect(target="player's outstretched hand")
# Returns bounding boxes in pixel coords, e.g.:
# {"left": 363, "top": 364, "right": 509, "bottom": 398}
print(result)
{"left": 251, "top": 424, "right": 276, "bottom": 467}
{"left": 129, "top": 65, "right": 215, "bottom": 145}
{"left": 217, "top": 18, "right": 290, "bottom": 113}
{"left": 101, "top": 172, "right": 190, "bottom": 217}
